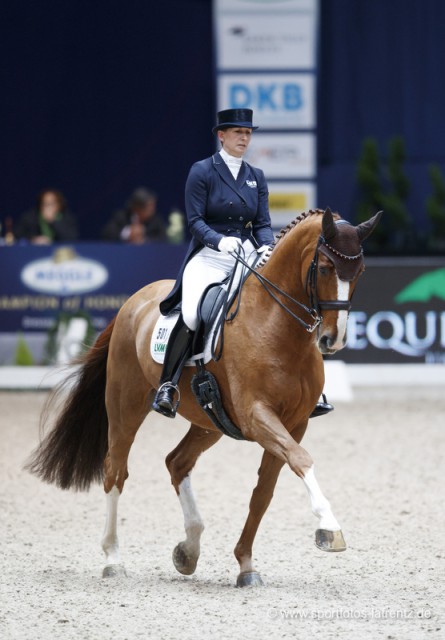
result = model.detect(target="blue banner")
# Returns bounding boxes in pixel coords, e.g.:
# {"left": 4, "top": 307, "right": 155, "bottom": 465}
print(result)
{"left": 0, "top": 243, "right": 186, "bottom": 336}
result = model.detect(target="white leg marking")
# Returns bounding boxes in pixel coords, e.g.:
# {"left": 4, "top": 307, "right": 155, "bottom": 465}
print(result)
{"left": 178, "top": 475, "right": 204, "bottom": 557}
{"left": 303, "top": 466, "right": 341, "bottom": 531}
{"left": 334, "top": 278, "right": 350, "bottom": 349}
{"left": 101, "top": 486, "right": 122, "bottom": 565}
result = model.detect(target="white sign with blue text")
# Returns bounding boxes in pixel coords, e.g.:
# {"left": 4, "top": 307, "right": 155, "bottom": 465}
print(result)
{"left": 217, "top": 73, "right": 315, "bottom": 130}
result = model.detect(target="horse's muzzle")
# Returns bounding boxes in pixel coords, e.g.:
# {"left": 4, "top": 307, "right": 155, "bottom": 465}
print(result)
{"left": 317, "top": 332, "right": 347, "bottom": 355}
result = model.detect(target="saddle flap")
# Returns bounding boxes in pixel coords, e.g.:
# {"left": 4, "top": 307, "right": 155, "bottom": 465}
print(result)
{"left": 198, "top": 283, "right": 228, "bottom": 339}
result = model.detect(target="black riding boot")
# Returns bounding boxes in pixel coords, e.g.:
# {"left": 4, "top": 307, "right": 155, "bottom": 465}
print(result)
{"left": 309, "top": 393, "right": 334, "bottom": 418}
{"left": 152, "top": 315, "right": 194, "bottom": 419}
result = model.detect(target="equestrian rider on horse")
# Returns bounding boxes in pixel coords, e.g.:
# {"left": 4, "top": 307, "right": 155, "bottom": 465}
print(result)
{"left": 151, "top": 109, "right": 332, "bottom": 419}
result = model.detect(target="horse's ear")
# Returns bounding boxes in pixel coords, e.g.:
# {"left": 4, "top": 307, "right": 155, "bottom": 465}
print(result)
{"left": 322, "top": 207, "right": 336, "bottom": 240}
{"left": 356, "top": 210, "right": 383, "bottom": 242}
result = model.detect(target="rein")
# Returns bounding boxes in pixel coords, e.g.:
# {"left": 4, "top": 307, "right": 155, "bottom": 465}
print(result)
{"left": 210, "top": 242, "right": 321, "bottom": 361}
{"left": 211, "top": 228, "right": 359, "bottom": 361}
{"left": 225, "top": 242, "right": 323, "bottom": 331}
{"left": 232, "top": 249, "right": 322, "bottom": 331}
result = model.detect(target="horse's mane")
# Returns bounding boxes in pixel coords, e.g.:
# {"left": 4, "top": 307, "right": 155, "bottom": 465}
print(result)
{"left": 256, "top": 208, "right": 325, "bottom": 270}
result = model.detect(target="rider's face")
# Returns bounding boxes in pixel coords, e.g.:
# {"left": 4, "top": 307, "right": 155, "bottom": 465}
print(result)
{"left": 218, "top": 127, "right": 253, "bottom": 158}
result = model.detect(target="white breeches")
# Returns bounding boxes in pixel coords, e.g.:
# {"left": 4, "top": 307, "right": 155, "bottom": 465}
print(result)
{"left": 182, "top": 239, "right": 257, "bottom": 331}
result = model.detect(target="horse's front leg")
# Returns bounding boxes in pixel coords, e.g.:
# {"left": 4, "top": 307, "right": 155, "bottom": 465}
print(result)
{"left": 234, "top": 450, "right": 285, "bottom": 587}
{"left": 303, "top": 465, "right": 346, "bottom": 552}
{"left": 243, "top": 402, "right": 346, "bottom": 552}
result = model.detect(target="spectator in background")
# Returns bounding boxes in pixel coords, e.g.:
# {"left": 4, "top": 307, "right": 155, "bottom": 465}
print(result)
{"left": 15, "top": 189, "right": 78, "bottom": 244}
{"left": 101, "top": 187, "right": 166, "bottom": 243}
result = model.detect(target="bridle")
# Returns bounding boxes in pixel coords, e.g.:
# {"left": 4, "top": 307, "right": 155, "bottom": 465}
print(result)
{"left": 305, "top": 234, "right": 363, "bottom": 315}
{"left": 229, "top": 231, "right": 364, "bottom": 333}
{"left": 210, "top": 231, "right": 363, "bottom": 362}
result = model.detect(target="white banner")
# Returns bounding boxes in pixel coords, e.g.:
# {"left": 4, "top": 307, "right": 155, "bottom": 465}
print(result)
{"left": 217, "top": 73, "right": 315, "bottom": 129}
{"left": 267, "top": 181, "right": 316, "bottom": 228}
{"left": 245, "top": 132, "right": 315, "bottom": 179}
{"left": 214, "top": 0, "right": 318, "bottom": 70}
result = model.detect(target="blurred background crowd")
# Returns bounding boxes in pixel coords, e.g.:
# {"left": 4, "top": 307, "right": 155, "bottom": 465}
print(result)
{"left": 2, "top": 0, "right": 445, "bottom": 255}
{"left": 4, "top": 186, "right": 184, "bottom": 246}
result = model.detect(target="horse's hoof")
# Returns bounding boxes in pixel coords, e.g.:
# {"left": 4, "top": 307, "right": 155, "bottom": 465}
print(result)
{"left": 315, "top": 529, "right": 347, "bottom": 552}
{"left": 236, "top": 571, "right": 264, "bottom": 588}
{"left": 172, "top": 542, "right": 198, "bottom": 576}
{"left": 102, "top": 564, "right": 127, "bottom": 578}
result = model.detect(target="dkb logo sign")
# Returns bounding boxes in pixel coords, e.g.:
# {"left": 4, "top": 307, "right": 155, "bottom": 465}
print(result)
{"left": 217, "top": 73, "right": 315, "bottom": 129}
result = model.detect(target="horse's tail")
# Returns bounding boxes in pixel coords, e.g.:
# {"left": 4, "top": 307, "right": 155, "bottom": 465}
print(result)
{"left": 25, "top": 318, "right": 116, "bottom": 491}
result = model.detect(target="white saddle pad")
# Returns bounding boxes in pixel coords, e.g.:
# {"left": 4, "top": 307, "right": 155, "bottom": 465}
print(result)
{"left": 150, "top": 311, "right": 221, "bottom": 366}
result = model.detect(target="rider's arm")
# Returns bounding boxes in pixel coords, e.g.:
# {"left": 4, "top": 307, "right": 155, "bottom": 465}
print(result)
{"left": 185, "top": 162, "right": 224, "bottom": 251}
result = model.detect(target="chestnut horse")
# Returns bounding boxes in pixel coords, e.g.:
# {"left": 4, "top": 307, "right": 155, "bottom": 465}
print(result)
{"left": 27, "top": 208, "right": 381, "bottom": 587}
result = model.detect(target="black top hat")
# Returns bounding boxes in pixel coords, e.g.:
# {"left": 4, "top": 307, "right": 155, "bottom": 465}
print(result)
{"left": 212, "top": 108, "right": 259, "bottom": 134}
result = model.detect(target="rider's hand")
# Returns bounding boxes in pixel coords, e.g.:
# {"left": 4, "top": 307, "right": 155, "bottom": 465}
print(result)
{"left": 257, "top": 245, "right": 271, "bottom": 254}
{"left": 218, "top": 236, "right": 242, "bottom": 254}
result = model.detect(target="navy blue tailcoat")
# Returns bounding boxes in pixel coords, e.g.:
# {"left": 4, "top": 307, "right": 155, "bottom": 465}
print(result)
{"left": 160, "top": 152, "right": 275, "bottom": 315}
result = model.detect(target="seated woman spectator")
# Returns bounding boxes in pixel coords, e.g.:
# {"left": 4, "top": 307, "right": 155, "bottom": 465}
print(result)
{"left": 15, "top": 189, "right": 78, "bottom": 244}
{"left": 101, "top": 187, "right": 166, "bottom": 243}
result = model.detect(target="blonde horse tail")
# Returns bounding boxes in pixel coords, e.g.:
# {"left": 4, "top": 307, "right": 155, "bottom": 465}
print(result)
{"left": 25, "top": 318, "right": 116, "bottom": 491}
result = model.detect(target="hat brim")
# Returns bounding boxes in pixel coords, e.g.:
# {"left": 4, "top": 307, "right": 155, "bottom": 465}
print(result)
{"left": 212, "top": 123, "right": 259, "bottom": 134}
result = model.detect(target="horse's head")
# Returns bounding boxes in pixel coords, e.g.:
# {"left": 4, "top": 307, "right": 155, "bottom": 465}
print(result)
{"left": 308, "top": 207, "right": 382, "bottom": 355}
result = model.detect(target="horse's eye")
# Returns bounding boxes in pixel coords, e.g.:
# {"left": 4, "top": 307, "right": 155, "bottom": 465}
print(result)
{"left": 319, "top": 266, "right": 330, "bottom": 276}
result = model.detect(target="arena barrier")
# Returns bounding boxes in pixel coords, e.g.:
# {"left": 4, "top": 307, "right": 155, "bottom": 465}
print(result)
{"left": 1, "top": 246, "right": 444, "bottom": 392}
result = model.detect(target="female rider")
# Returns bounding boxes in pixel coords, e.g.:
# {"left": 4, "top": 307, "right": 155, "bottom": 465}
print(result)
{"left": 152, "top": 108, "right": 273, "bottom": 417}
{"left": 152, "top": 108, "right": 331, "bottom": 419}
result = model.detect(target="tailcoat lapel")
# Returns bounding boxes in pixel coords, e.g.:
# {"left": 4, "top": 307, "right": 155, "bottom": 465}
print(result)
{"left": 212, "top": 152, "right": 247, "bottom": 203}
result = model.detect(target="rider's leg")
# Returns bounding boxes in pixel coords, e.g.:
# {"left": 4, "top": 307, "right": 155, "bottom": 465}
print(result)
{"left": 152, "top": 314, "right": 194, "bottom": 418}
{"left": 152, "top": 249, "right": 234, "bottom": 418}
{"left": 181, "top": 248, "right": 237, "bottom": 331}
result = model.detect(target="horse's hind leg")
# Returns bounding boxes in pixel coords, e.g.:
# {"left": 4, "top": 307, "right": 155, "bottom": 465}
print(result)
{"left": 165, "top": 424, "right": 222, "bottom": 576}
{"left": 101, "top": 376, "right": 153, "bottom": 578}
{"left": 101, "top": 484, "right": 126, "bottom": 577}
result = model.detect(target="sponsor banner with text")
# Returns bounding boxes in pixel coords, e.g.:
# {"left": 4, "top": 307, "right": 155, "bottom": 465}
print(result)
{"left": 333, "top": 259, "right": 445, "bottom": 364}
{"left": 214, "top": 0, "right": 318, "bottom": 71}
{"left": 2, "top": 248, "right": 443, "bottom": 364}
{"left": 244, "top": 132, "right": 316, "bottom": 179}
{"left": 0, "top": 244, "right": 186, "bottom": 335}
{"left": 268, "top": 181, "right": 316, "bottom": 228}
{"left": 217, "top": 73, "right": 315, "bottom": 130}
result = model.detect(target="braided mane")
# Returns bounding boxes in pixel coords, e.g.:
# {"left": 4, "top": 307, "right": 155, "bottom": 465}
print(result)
{"left": 256, "top": 208, "right": 326, "bottom": 270}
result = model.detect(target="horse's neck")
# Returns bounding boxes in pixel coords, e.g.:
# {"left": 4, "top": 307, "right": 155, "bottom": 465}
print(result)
{"left": 238, "top": 223, "right": 319, "bottom": 357}
{"left": 259, "top": 221, "right": 317, "bottom": 300}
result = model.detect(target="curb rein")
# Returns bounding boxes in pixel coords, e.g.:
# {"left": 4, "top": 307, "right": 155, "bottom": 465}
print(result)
{"left": 211, "top": 233, "right": 361, "bottom": 361}
{"left": 233, "top": 234, "right": 352, "bottom": 326}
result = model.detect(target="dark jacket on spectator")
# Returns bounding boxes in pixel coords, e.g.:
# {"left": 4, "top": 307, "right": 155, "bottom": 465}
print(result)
{"left": 15, "top": 209, "right": 78, "bottom": 242}
{"left": 101, "top": 209, "right": 167, "bottom": 242}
